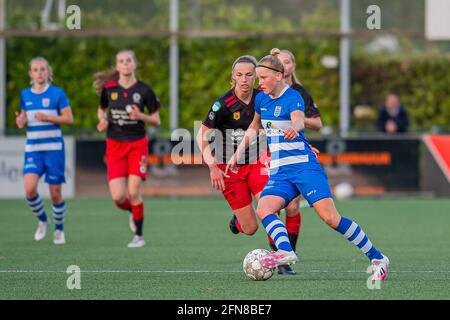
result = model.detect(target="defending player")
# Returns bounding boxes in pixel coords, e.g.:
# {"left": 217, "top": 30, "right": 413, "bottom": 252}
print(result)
{"left": 94, "top": 50, "right": 161, "bottom": 248}
{"left": 15, "top": 57, "right": 74, "bottom": 244}
{"left": 226, "top": 51, "right": 390, "bottom": 281}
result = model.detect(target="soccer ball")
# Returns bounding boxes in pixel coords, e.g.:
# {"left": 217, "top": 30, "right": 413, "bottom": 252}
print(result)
{"left": 243, "top": 249, "right": 274, "bottom": 281}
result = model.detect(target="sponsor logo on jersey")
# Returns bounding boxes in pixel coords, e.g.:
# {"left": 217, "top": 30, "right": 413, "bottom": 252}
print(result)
{"left": 111, "top": 92, "right": 118, "bottom": 100}
{"left": 212, "top": 101, "right": 221, "bottom": 112}
{"left": 233, "top": 112, "right": 240, "bottom": 120}
{"left": 42, "top": 98, "right": 50, "bottom": 108}
{"left": 274, "top": 106, "right": 282, "bottom": 117}
{"left": 133, "top": 93, "right": 142, "bottom": 103}
{"left": 265, "top": 121, "right": 273, "bottom": 129}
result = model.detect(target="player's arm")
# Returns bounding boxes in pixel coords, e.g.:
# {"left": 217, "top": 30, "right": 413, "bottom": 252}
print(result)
{"left": 225, "top": 113, "right": 261, "bottom": 174}
{"left": 196, "top": 124, "right": 227, "bottom": 191}
{"left": 129, "top": 106, "right": 161, "bottom": 127}
{"left": 35, "top": 107, "right": 74, "bottom": 125}
{"left": 97, "top": 106, "right": 108, "bottom": 132}
{"left": 285, "top": 110, "right": 304, "bottom": 140}
{"left": 15, "top": 110, "right": 27, "bottom": 129}
{"left": 305, "top": 116, "right": 322, "bottom": 131}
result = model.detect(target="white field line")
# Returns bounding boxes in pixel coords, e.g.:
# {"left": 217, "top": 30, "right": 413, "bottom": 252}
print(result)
{"left": 0, "top": 270, "right": 450, "bottom": 274}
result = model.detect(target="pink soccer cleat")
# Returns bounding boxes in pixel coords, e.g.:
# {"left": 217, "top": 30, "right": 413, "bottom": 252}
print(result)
{"left": 370, "top": 254, "right": 390, "bottom": 281}
{"left": 261, "top": 250, "right": 299, "bottom": 269}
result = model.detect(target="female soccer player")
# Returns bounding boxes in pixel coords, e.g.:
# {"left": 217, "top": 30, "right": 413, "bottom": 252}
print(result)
{"left": 15, "top": 57, "right": 73, "bottom": 244}
{"left": 266, "top": 48, "right": 324, "bottom": 275}
{"left": 196, "top": 55, "right": 265, "bottom": 238}
{"left": 226, "top": 51, "right": 390, "bottom": 281}
{"left": 94, "top": 50, "right": 161, "bottom": 248}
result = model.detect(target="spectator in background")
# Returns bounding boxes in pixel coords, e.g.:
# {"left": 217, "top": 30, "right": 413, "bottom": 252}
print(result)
{"left": 376, "top": 94, "right": 409, "bottom": 133}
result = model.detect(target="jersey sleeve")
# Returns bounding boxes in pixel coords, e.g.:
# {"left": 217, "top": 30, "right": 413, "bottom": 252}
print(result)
{"left": 100, "top": 87, "right": 109, "bottom": 109}
{"left": 254, "top": 92, "right": 262, "bottom": 114}
{"left": 303, "top": 92, "right": 320, "bottom": 118}
{"left": 289, "top": 92, "right": 305, "bottom": 114}
{"left": 202, "top": 100, "right": 222, "bottom": 129}
{"left": 58, "top": 89, "right": 70, "bottom": 111}
{"left": 145, "top": 87, "right": 160, "bottom": 113}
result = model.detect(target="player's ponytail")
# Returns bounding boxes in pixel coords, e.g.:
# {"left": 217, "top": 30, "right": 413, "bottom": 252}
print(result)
{"left": 257, "top": 49, "right": 285, "bottom": 75}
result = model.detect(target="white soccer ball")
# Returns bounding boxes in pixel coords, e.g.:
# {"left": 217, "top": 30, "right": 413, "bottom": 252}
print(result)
{"left": 243, "top": 249, "right": 274, "bottom": 281}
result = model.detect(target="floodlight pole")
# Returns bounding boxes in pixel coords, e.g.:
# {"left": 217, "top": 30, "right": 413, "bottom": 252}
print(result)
{"left": 0, "top": 0, "right": 6, "bottom": 136}
{"left": 169, "top": 0, "right": 179, "bottom": 131}
{"left": 340, "top": 0, "right": 351, "bottom": 137}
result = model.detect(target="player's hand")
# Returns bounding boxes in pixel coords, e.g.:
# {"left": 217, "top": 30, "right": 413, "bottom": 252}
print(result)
{"left": 209, "top": 165, "right": 227, "bottom": 192}
{"left": 97, "top": 118, "right": 108, "bottom": 132}
{"left": 310, "top": 145, "right": 320, "bottom": 158}
{"left": 224, "top": 154, "right": 238, "bottom": 177}
{"left": 128, "top": 105, "right": 142, "bottom": 121}
{"left": 34, "top": 112, "right": 49, "bottom": 122}
{"left": 15, "top": 112, "right": 27, "bottom": 129}
{"left": 284, "top": 127, "right": 298, "bottom": 140}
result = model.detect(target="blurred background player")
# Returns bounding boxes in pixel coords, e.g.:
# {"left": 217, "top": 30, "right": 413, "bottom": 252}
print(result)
{"left": 226, "top": 51, "right": 390, "bottom": 281}
{"left": 197, "top": 55, "right": 266, "bottom": 240}
{"left": 265, "top": 48, "right": 323, "bottom": 275}
{"left": 15, "top": 57, "right": 74, "bottom": 244}
{"left": 94, "top": 50, "right": 161, "bottom": 248}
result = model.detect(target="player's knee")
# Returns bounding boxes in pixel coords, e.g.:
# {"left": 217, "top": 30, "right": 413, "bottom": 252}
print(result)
{"left": 241, "top": 223, "right": 258, "bottom": 235}
{"left": 111, "top": 192, "right": 126, "bottom": 204}
{"left": 320, "top": 212, "right": 340, "bottom": 229}
{"left": 128, "top": 190, "right": 141, "bottom": 204}
{"left": 25, "top": 188, "right": 37, "bottom": 199}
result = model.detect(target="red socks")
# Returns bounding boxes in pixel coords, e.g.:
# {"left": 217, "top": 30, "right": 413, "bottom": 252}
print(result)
{"left": 115, "top": 198, "right": 131, "bottom": 211}
{"left": 286, "top": 212, "right": 301, "bottom": 235}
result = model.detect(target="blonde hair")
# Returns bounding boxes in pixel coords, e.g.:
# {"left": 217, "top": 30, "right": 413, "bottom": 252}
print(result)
{"left": 29, "top": 57, "right": 53, "bottom": 84}
{"left": 93, "top": 50, "right": 138, "bottom": 96}
{"left": 257, "top": 48, "right": 285, "bottom": 74}
{"left": 276, "top": 48, "right": 301, "bottom": 85}
{"left": 231, "top": 55, "right": 257, "bottom": 87}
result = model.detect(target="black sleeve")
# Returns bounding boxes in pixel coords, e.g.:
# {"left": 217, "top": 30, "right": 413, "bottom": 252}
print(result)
{"left": 100, "top": 87, "right": 108, "bottom": 109}
{"left": 303, "top": 91, "right": 321, "bottom": 118}
{"left": 202, "top": 100, "right": 223, "bottom": 129}
{"left": 145, "top": 87, "right": 160, "bottom": 113}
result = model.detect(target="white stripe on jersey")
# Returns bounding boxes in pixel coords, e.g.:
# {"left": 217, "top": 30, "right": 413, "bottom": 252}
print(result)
{"left": 26, "top": 130, "right": 62, "bottom": 140}
{"left": 25, "top": 142, "right": 63, "bottom": 152}
{"left": 269, "top": 142, "right": 305, "bottom": 153}
{"left": 270, "top": 155, "right": 309, "bottom": 169}
{"left": 26, "top": 110, "right": 58, "bottom": 127}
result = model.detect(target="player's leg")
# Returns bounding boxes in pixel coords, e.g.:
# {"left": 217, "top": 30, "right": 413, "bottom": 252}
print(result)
{"left": 231, "top": 204, "right": 259, "bottom": 235}
{"left": 44, "top": 150, "right": 67, "bottom": 244}
{"left": 301, "top": 169, "right": 389, "bottom": 280}
{"left": 23, "top": 152, "right": 49, "bottom": 241}
{"left": 24, "top": 173, "right": 49, "bottom": 241}
{"left": 125, "top": 137, "right": 148, "bottom": 248}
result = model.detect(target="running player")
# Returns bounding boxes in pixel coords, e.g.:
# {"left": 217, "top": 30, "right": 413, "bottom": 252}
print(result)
{"left": 94, "top": 50, "right": 161, "bottom": 248}
{"left": 15, "top": 57, "right": 73, "bottom": 244}
{"left": 226, "top": 51, "right": 390, "bottom": 281}
{"left": 196, "top": 55, "right": 266, "bottom": 237}
{"left": 266, "top": 48, "right": 323, "bottom": 275}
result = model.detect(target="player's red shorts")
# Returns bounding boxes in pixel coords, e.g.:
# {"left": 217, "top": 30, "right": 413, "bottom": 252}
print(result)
{"left": 106, "top": 137, "right": 149, "bottom": 181}
{"left": 217, "top": 156, "right": 269, "bottom": 210}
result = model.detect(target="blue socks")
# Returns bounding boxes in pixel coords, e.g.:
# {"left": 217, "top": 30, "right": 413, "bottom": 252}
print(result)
{"left": 262, "top": 214, "right": 293, "bottom": 252}
{"left": 26, "top": 194, "right": 48, "bottom": 223}
{"left": 52, "top": 201, "right": 66, "bottom": 231}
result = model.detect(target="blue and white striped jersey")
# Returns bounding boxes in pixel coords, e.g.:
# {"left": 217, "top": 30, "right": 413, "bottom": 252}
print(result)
{"left": 254, "top": 85, "right": 322, "bottom": 179}
{"left": 20, "top": 84, "right": 70, "bottom": 153}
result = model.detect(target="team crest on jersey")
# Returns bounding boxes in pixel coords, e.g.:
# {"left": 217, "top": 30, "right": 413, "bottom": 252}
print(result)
{"left": 111, "top": 92, "right": 118, "bottom": 100}
{"left": 133, "top": 93, "right": 142, "bottom": 103}
{"left": 42, "top": 98, "right": 50, "bottom": 108}
{"left": 212, "top": 101, "right": 221, "bottom": 112}
{"left": 274, "top": 106, "right": 282, "bottom": 117}
{"left": 233, "top": 112, "right": 240, "bottom": 120}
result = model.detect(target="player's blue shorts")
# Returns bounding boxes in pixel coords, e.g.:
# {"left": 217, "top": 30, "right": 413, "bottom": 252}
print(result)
{"left": 23, "top": 150, "right": 66, "bottom": 185}
{"left": 260, "top": 168, "right": 333, "bottom": 207}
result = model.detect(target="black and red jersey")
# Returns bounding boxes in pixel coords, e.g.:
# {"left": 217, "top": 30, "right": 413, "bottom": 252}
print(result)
{"left": 203, "top": 88, "right": 263, "bottom": 164}
{"left": 100, "top": 80, "right": 160, "bottom": 141}
{"left": 291, "top": 82, "right": 320, "bottom": 118}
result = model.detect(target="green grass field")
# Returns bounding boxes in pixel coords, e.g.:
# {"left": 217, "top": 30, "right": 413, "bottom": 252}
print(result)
{"left": 1, "top": 197, "right": 449, "bottom": 300}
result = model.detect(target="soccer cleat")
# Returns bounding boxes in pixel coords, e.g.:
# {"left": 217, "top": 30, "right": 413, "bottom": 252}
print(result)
{"left": 53, "top": 230, "right": 66, "bottom": 245}
{"left": 261, "top": 250, "right": 299, "bottom": 269}
{"left": 277, "top": 264, "right": 297, "bottom": 275}
{"left": 128, "top": 235, "right": 146, "bottom": 248}
{"left": 370, "top": 254, "right": 390, "bottom": 281}
{"left": 34, "top": 221, "right": 49, "bottom": 241}
{"left": 229, "top": 215, "right": 239, "bottom": 234}
{"left": 129, "top": 214, "right": 137, "bottom": 233}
